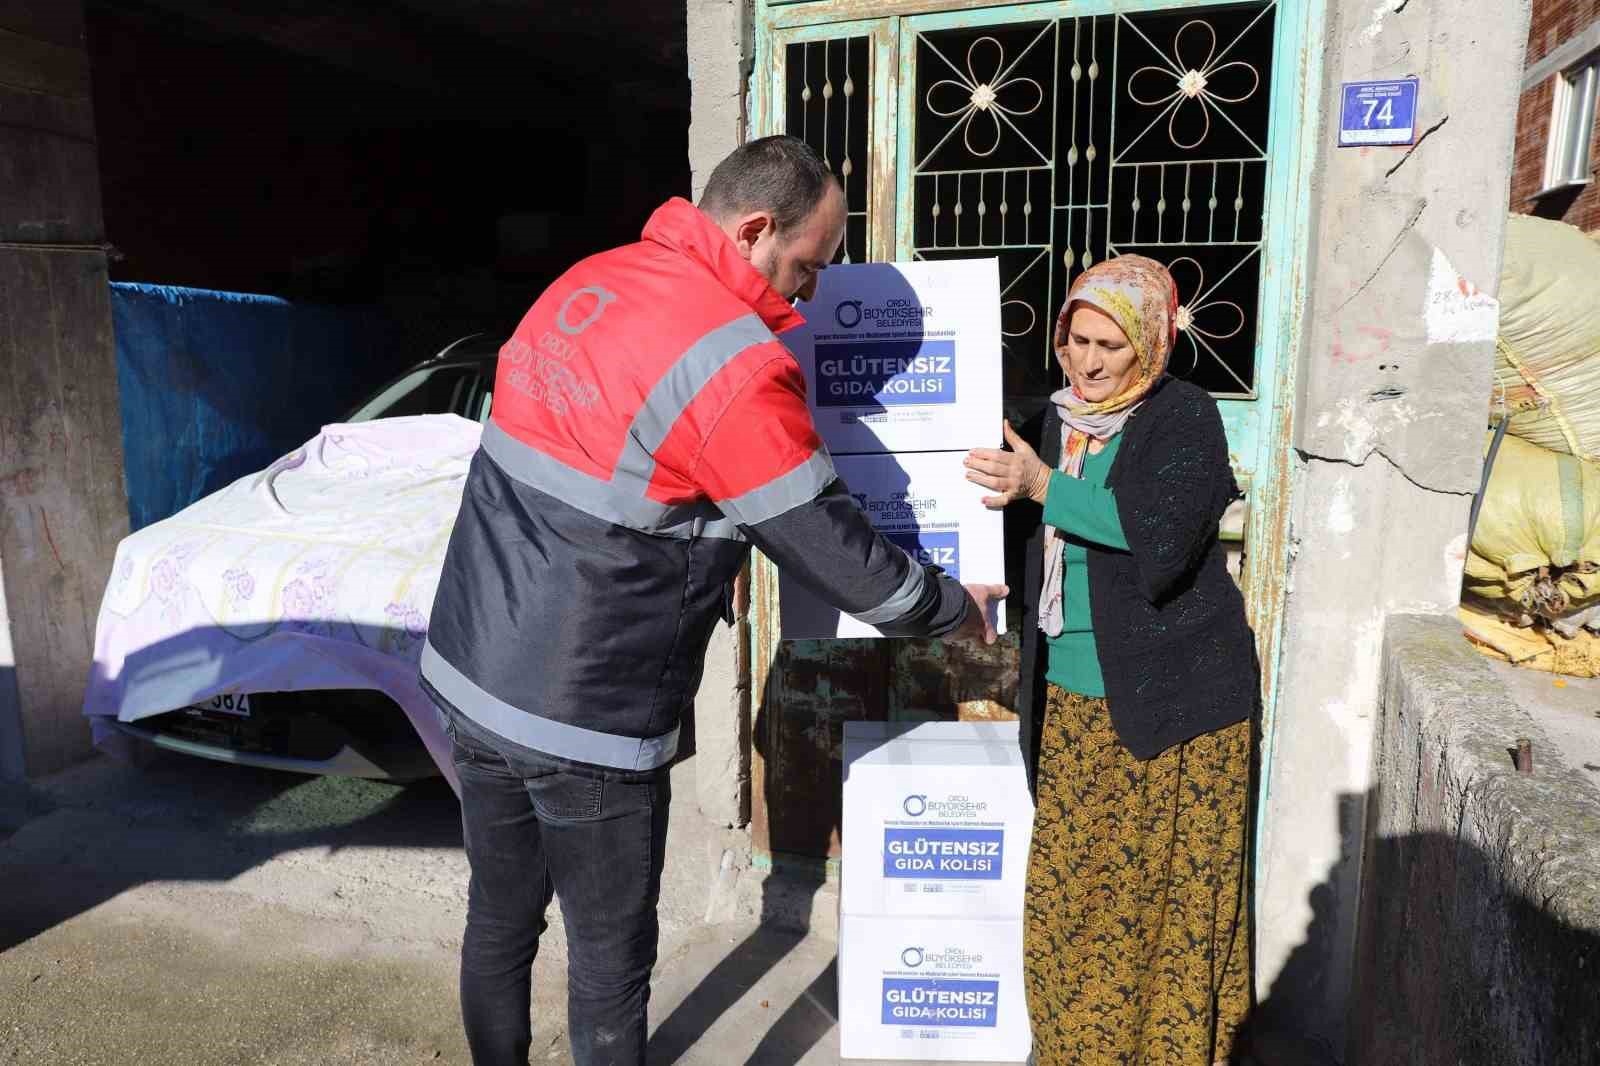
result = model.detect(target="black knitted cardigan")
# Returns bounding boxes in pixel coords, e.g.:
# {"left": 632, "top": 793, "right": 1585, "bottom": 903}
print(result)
{"left": 1008, "top": 375, "right": 1260, "bottom": 793}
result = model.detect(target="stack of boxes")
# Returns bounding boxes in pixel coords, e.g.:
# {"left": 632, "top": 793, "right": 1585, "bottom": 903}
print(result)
{"left": 838, "top": 721, "right": 1035, "bottom": 1062}
{"left": 780, "top": 257, "right": 1029, "bottom": 1058}
{"left": 780, "top": 259, "right": 1006, "bottom": 639}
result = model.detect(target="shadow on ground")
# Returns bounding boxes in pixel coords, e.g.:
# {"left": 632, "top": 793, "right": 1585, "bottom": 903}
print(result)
{"left": 0, "top": 747, "right": 462, "bottom": 953}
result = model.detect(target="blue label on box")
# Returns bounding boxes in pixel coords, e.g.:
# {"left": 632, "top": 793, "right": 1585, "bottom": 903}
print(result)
{"left": 882, "top": 979, "right": 999, "bottom": 1027}
{"left": 883, "top": 828, "right": 1003, "bottom": 879}
{"left": 885, "top": 530, "right": 960, "bottom": 581}
{"left": 815, "top": 339, "right": 956, "bottom": 407}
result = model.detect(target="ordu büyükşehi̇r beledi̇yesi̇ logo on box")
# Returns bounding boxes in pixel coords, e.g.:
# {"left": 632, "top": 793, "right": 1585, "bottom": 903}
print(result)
{"left": 848, "top": 489, "right": 963, "bottom": 583}
{"left": 880, "top": 943, "right": 1001, "bottom": 1028}
{"left": 817, "top": 296, "right": 953, "bottom": 407}
{"left": 883, "top": 792, "right": 1004, "bottom": 880}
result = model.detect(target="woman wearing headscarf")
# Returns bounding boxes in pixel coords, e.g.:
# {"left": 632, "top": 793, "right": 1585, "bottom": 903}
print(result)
{"left": 964, "top": 255, "right": 1259, "bottom": 1065}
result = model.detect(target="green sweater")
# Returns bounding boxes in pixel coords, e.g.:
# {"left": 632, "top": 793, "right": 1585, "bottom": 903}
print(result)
{"left": 1042, "top": 435, "right": 1129, "bottom": 697}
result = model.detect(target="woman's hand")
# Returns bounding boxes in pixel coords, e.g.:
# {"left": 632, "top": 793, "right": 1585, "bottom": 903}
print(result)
{"left": 965, "top": 421, "right": 1051, "bottom": 509}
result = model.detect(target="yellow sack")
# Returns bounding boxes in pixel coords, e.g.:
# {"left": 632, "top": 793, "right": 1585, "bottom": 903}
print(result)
{"left": 1493, "top": 214, "right": 1600, "bottom": 462}
{"left": 1464, "top": 433, "right": 1600, "bottom": 618}
{"left": 1459, "top": 604, "right": 1600, "bottom": 679}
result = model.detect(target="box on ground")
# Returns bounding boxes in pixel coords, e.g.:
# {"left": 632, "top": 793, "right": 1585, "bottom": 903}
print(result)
{"left": 780, "top": 452, "right": 1007, "bottom": 640}
{"left": 838, "top": 913, "right": 1031, "bottom": 1063}
{"left": 841, "top": 721, "right": 1033, "bottom": 918}
{"left": 788, "top": 259, "right": 1002, "bottom": 455}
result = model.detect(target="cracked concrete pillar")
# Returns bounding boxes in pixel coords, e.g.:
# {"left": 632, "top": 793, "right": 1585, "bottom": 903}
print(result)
{"left": 1254, "top": 0, "right": 1532, "bottom": 1058}
{"left": 687, "top": 0, "right": 752, "bottom": 203}
{"left": 0, "top": 1, "right": 126, "bottom": 781}
{"left": 687, "top": 0, "right": 754, "bottom": 827}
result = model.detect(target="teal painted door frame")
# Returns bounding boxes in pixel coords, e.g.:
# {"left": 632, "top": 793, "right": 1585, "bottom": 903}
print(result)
{"left": 749, "top": 0, "right": 1326, "bottom": 878}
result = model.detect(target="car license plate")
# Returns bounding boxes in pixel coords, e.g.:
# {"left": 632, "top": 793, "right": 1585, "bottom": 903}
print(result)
{"left": 187, "top": 693, "right": 252, "bottom": 718}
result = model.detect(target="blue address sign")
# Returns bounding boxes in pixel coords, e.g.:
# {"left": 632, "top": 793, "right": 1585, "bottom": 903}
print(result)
{"left": 1338, "top": 79, "right": 1419, "bottom": 147}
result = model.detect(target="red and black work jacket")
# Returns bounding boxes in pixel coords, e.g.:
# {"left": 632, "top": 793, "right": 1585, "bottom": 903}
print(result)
{"left": 420, "top": 198, "right": 967, "bottom": 771}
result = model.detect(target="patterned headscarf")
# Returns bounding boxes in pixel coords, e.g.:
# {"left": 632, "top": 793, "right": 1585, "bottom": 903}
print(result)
{"left": 1040, "top": 255, "right": 1179, "bottom": 638}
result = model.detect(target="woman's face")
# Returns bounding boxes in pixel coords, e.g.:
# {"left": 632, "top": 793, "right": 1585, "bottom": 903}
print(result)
{"left": 1058, "top": 304, "right": 1141, "bottom": 404}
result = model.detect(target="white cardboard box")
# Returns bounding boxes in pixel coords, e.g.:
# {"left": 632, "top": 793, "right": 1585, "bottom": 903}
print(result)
{"left": 788, "top": 259, "right": 1002, "bottom": 456}
{"left": 780, "top": 452, "right": 1007, "bottom": 641}
{"left": 838, "top": 913, "right": 1032, "bottom": 1063}
{"left": 840, "top": 721, "right": 1033, "bottom": 919}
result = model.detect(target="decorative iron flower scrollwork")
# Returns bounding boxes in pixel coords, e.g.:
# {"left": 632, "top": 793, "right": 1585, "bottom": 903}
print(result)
{"left": 1001, "top": 298, "right": 1037, "bottom": 339}
{"left": 1127, "top": 20, "right": 1261, "bottom": 150}
{"left": 925, "top": 36, "right": 1045, "bottom": 159}
{"left": 1166, "top": 256, "right": 1250, "bottom": 391}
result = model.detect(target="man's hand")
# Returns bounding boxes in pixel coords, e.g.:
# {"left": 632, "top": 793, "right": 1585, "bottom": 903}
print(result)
{"left": 951, "top": 582, "right": 1009, "bottom": 645}
{"left": 964, "top": 421, "right": 1051, "bottom": 510}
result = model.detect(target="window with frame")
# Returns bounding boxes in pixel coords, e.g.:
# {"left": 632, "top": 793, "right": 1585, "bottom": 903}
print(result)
{"left": 1546, "top": 56, "right": 1599, "bottom": 191}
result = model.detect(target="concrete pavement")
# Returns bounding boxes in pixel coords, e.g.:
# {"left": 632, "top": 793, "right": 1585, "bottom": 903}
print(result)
{"left": 0, "top": 743, "right": 1321, "bottom": 1065}
{"left": 0, "top": 745, "right": 868, "bottom": 1065}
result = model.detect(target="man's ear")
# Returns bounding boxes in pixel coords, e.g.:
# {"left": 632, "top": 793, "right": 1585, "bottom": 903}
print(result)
{"left": 732, "top": 211, "right": 775, "bottom": 259}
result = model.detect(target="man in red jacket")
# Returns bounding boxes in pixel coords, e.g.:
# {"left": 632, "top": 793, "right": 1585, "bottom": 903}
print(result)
{"left": 423, "top": 136, "right": 1005, "bottom": 1065}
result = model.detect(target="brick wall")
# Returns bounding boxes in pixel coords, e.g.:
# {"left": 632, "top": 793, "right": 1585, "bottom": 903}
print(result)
{"left": 1512, "top": 0, "right": 1600, "bottom": 230}
{"left": 1528, "top": 0, "right": 1600, "bottom": 66}
{"left": 1509, "top": 79, "right": 1557, "bottom": 208}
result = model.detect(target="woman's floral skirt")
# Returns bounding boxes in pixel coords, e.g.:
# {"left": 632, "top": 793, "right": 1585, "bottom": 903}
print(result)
{"left": 1024, "top": 684, "right": 1252, "bottom": 1065}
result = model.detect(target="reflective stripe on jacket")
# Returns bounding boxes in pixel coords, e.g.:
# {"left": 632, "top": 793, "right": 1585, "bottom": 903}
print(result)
{"left": 421, "top": 198, "right": 968, "bottom": 770}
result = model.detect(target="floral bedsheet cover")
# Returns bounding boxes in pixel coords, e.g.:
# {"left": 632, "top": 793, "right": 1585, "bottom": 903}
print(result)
{"left": 83, "top": 414, "right": 483, "bottom": 787}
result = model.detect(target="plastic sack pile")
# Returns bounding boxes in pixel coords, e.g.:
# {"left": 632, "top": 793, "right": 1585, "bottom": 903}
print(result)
{"left": 1463, "top": 215, "right": 1600, "bottom": 676}
{"left": 1489, "top": 216, "right": 1600, "bottom": 463}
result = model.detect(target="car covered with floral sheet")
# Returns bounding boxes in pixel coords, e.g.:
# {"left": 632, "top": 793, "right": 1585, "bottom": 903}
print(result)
{"left": 82, "top": 339, "right": 498, "bottom": 784}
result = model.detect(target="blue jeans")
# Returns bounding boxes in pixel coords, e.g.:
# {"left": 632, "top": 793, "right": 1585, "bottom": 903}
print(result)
{"left": 439, "top": 702, "right": 670, "bottom": 1066}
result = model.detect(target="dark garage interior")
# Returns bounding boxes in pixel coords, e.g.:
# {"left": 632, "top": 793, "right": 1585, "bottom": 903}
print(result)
{"left": 87, "top": 0, "right": 690, "bottom": 366}
{"left": 70, "top": 0, "right": 692, "bottom": 533}
{"left": 0, "top": 1, "right": 698, "bottom": 781}
{"left": 0, "top": 1, "right": 703, "bottom": 780}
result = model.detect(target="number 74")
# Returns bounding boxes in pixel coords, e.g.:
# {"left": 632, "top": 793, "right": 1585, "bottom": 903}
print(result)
{"left": 1363, "top": 98, "right": 1395, "bottom": 126}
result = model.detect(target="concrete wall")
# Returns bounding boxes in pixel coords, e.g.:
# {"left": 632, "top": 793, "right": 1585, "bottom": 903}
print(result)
{"left": 687, "top": 0, "right": 752, "bottom": 204}
{"left": 1351, "top": 616, "right": 1600, "bottom": 1066}
{"left": 687, "top": 0, "right": 755, "bottom": 826}
{"left": 1508, "top": 0, "right": 1600, "bottom": 229}
{"left": 1255, "top": 0, "right": 1532, "bottom": 1056}
{"left": 0, "top": 0, "right": 127, "bottom": 778}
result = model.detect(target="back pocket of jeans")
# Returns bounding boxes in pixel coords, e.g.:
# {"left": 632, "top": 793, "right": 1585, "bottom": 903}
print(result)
{"left": 528, "top": 774, "right": 603, "bottom": 821}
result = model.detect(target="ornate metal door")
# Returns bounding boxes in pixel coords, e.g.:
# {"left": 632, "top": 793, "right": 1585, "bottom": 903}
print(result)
{"left": 751, "top": 0, "right": 1313, "bottom": 867}
{"left": 897, "top": 6, "right": 1278, "bottom": 439}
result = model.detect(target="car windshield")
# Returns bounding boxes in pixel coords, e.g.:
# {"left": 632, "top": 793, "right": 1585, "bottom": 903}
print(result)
{"left": 348, "top": 364, "right": 493, "bottom": 423}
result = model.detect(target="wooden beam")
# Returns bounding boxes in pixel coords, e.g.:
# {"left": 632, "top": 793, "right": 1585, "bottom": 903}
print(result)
{"left": 0, "top": 0, "right": 86, "bottom": 50}
{"left": 0, "top": 25, "right": 89, "bottom": 98}
{"left": 120, "top": 0, "right": 589, "bottom": 115}
{"left": 0, "top": 84, "right": 103, "bottom": 244}
{"left": 0, "top": 0, "right": 125, "bottom": 777}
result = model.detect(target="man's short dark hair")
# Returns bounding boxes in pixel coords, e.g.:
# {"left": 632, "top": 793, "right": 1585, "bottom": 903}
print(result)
{"left": 698, "top": 135, "right": 841, "bottom": 234}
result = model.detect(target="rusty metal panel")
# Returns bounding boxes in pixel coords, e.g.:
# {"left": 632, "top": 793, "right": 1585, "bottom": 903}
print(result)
{"left": 750, "top": 548, "right": 893, "bottom": 858}
{"left": 0, "top": 26, "right": 90, "bottom": 99}
{"left": 887, "top": 634, "right": 1019, "bottom": 722}
{"left": 749, "top": 553, "right": 1018, "bottom": 862}
{"left": 750, "top": 637, "right": 1016, "bottom": 863}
